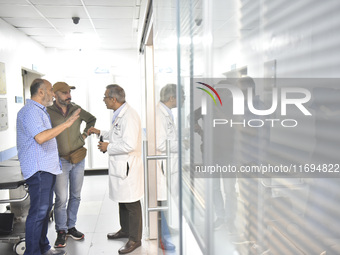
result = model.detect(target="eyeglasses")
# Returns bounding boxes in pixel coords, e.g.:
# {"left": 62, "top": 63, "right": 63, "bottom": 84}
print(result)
{"left": 103, "top": 96, "right": 113, "bottom": 100}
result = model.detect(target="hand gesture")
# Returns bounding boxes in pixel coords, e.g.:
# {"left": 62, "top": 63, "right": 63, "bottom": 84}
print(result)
{"left": 65, "top": 108, "right": 81, "bottom": 128}
{"left": 88, "top": 126, "right": 100, "bottom": 136}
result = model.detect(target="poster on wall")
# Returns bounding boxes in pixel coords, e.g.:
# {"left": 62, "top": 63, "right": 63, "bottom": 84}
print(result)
{"left": 0, "top": 98, "right": 8, "bottom": 131}
{"left": 0, "top": 62, "right": 6, "bottom": 94}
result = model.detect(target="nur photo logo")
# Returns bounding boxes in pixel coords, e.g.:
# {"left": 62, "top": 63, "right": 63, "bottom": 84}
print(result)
{"left": 195, "top": 79, "right": 312, "bottom": 128}
{"left": 196, "top": 82, "right": 222, "bottom": 115}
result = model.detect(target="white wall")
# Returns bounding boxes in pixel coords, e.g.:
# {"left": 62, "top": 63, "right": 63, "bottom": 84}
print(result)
{"left": 44, "top": 48, "right": 142, "bottom": 115}
{"left": 213, "top": 0, "right": 340, "bottom": 79}
{"left": 0, "top": 20, "right": 143, "bottom": 213}
{"left": 0, "top": 19, "right": 47, "bottom": 154}
{"left": 43, "top": 48, "right": 142, "bottom": 169}
{"left": 208, "top": 0, "right": 340, "bottom": 169}
{"left": 0, "top": 18, "right": 142, "bottom": 168}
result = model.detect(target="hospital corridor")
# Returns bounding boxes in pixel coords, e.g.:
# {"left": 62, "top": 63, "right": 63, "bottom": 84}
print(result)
{"left": 0, "top": 173, "right": 163, "bottom": 255}
{"left": 1, "top": 0, "right": 340, "bottom": 254}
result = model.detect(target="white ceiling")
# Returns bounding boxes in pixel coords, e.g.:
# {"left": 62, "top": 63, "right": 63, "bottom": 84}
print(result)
{"left": 0, "top": 0, "right": 145, "bottom": 50}
{"left": 0, "top": 0, "right": 245, "bottom": 51}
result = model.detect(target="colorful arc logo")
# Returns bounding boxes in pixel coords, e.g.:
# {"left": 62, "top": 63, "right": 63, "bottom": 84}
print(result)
{"left": 196, "top": 82, "right": 222, "bottom": 115}
{"left": 196, "top": 82, "right": 223, "bottom": 106}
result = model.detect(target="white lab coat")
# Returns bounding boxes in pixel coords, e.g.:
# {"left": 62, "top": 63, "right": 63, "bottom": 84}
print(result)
{"left": 156, "top": 102, "right": 178, "bottom": 201}
{"left": 101, "top": 103, "right": 144, "bottom": 203}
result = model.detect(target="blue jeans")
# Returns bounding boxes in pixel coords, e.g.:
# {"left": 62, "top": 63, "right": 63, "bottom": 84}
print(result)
{"left": 157, "top": 201, "right": 172, "bottom": 243}
{"left": 25, "top": 171, "right": 55, "bottom": 255}
{"left": 54, "top": 158, "right": 85, "bottom": 231}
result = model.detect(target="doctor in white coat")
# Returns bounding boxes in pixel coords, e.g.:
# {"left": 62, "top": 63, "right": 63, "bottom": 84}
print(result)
{"left": 155, "top": 84, "right": 185, "bottom": 251}
{"left": 88, "top": 84, "right": 143, "bottom": 255}
{"left": 156, "top": 84, "right": 179, "bottom": 202}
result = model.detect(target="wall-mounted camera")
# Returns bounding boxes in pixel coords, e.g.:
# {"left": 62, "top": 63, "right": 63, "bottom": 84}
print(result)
{"left": 72, "top": 17, "right": 80, "bottom": 25}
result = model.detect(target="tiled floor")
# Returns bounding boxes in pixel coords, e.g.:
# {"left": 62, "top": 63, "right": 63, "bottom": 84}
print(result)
{"left": 0, "top": 174, "right": 160, "bottom": 255}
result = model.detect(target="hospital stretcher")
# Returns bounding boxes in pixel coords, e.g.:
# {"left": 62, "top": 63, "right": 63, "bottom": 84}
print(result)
{"left": 0, "top": 161, "right": 28, "bottom": 255}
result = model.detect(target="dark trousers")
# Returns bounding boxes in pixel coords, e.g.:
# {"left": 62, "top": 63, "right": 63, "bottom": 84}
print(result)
{"left": 25, "top": 171, "right": 55, "bottom": 255}
{"left": 119, "top": 201, "right": 142, "bottom": 242}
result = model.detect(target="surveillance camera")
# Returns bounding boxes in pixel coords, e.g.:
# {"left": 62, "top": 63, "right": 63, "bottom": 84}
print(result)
{"left": 72, "top": 17, "right": 80, "bottom": 25}
{"left": 195, "top": 19, "right": 202, "bottom": 26}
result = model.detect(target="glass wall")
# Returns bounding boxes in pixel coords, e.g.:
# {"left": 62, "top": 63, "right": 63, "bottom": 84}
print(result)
{"left": 175, "top": 0, "right": 340, "bottom": 254}
{"left": 153, "top": 1, "right": 181, "bottom": 254}
{"left": 154, "top": 0, "right": 340, "bottom": 254}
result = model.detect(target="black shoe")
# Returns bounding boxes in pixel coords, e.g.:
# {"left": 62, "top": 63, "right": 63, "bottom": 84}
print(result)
{"left": 43, "top": 248, "right": 67, "bottom": 255}
{"left": 107, "top": 229, "right": 129, "bottom": 239}
{"left": 54, "top": 230, "right": 67, "bottom": 248}
{"left": 67, "top": 227, "right": 85, "bottom": 240}
{"left": 118, "top": 240, "right": 142, "bottom": 254}
{"left": 159, "top": 239, "right": 176, "bottom": 251}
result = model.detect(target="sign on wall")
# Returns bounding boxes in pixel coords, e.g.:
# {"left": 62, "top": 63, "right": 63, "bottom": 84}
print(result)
{"left": 0, "top": 62, "right": 6, "bottom": 94}
{"left": 0, "top": 98, "right": 8, "bottom": 131}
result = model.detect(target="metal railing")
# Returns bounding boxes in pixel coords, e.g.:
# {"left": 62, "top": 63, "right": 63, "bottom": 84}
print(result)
{"left": 142, "top": 140, "right": 171, "bottom": 238}
{"left": 0, "top": 184, "right": 29, "bottom": 204}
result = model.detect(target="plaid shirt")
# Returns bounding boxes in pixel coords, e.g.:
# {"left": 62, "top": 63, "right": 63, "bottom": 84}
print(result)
{"left": 16, "top": 99, "right": 61, "bottom": 180}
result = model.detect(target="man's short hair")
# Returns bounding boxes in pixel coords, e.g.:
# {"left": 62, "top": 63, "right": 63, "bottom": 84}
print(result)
{"left": 30, "top": 78, "right": 45, "bottom": 97}
{"left": 160, "top": 84, "right": 177, "bottom": 103}
{"left": 106, "top": 84, "right": 126, "bottom": 103}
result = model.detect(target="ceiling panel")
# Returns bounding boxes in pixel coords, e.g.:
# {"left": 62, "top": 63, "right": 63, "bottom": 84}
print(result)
{"left": 100, "top": 34, "right": 135, "bottom": 41}
{"left": 30, "top": 0, "right": 82, "bottom": 5}
{"left": 101, "top": 42, "right": 135, "bottom": 50}
{"left": 46, "top": 18, "right": 93, "bottom": 29}
{"left": 91, "top": 19, "right": 132, "bottom": 29}
{"left": 35, "top": 6, "right": 87, "bottom": 18}
{"left": 86, "top": 6, "right": 134, "bottom": 19}
{"left": 0, "top": 0, "right": 143, "bottom": 50}
{"left": 3, "top": 17, "right": 51, "bottom": 27}
{"left": 0, "top": 0, "right": 239, "bottom": 51}
{"left": 18, "top": 27, "right": 62, "bottom": 36}
{"left": 96, "top": 28, "right": 134, "bottom": 36}
{"left": 30, "top": 35, "right": 66, "bottom": 43}
{"left": 0, "top": 5, "right": 39, "bottom": 18}
{"left": 0, "top": 0, "right": 27, "bottom": 3}
{"left": 83, "top": 0, "right": 135, "bottom": 6}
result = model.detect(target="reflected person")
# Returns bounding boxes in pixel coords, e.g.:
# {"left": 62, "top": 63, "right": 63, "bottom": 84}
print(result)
{"left": 213, "top": 83, "right": 238, "bottom": 232}
{"left": 236, "top": 76, "right": 267, "bottom": 244}
{"left": 155, "top": 84, "right": 184, "bottom": 250}
{"left": 192, "top": 82, "right": 238, "bottom": 232}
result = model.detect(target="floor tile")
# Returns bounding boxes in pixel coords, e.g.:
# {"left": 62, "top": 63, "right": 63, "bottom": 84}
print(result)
{"left": 0, "top": 174, "right": 158, "bottom": 255}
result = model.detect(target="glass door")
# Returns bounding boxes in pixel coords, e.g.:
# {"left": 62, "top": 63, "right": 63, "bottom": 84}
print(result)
{"left": 152, "top": 1, "right": 182, "bottom": 254}
{"left": 174, "top": 0, "right": 340, "bottom": 254}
